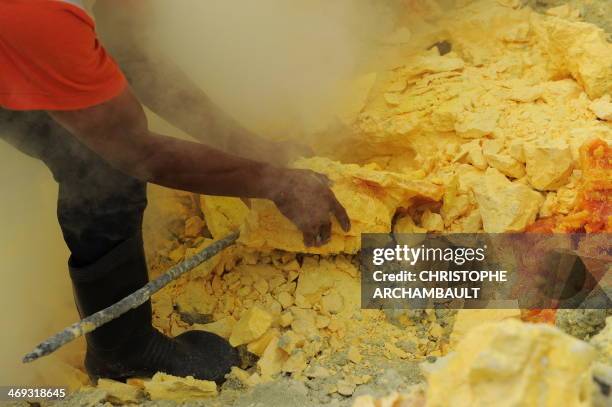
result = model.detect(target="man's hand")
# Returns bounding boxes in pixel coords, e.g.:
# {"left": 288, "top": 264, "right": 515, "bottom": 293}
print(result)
{"left": 269, "top": 169, "right": 351, "bottom": 247}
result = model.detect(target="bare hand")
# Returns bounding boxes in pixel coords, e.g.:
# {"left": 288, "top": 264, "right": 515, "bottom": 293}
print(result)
{"left": 270, "top": 169, "right": 351, "bottom": 247}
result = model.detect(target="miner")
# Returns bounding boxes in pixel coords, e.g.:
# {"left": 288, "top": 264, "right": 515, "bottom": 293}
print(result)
{"left": 0, "top": 0, "right": 350, "bottom": 383}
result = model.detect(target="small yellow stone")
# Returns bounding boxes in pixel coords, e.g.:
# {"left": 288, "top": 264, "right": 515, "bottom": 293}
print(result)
{"left": 429, "top": 323, "right": 444, "bottom": 338}
{"left": 315, "top": 315, "right": 331, "bottom": 329}
{"left": 321, "top": 291, "right": 344, "bottom": 314}
{"left": 227, "top": 367, "right": 251, "bottom": 386}
{"left": 253, "top": 279, "right": 269, "bottom": 295}
{"left": 282, "top": 350, "right": 308, "bottom": 374}
{"left": 97, "top": 379, "right": 143, "bottom": 404}
{"left": 348, "top": 346, "right": 363, "bottom": 364}
{"left": 247, "top": 328, "right": 280, "bottom": 357}
{"left": 229, "top": 306, "right": 273, "bottom": 347}
{"left": 278, "top": 331, "right": 306, "bottom": 354}
{"left": 144, "top": 373, "right": 217, "bottom": 402}
{"left": 257, "top": 337, "right": 288, "bottom": 378}
{"left": 277, "top": 292, "right": 294, "bottom": 309}
{"left": 279, "top": 312, "right": 294, "bottom": 328}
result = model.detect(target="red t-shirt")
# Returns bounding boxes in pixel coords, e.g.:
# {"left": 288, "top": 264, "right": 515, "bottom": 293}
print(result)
{"left": 0, "top": 0, "right": 127, "bottom": 111}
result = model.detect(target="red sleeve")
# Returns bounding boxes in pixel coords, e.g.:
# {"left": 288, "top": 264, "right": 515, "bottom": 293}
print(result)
{"left": 0, "top": 1, "right": 127, "bottom": 111}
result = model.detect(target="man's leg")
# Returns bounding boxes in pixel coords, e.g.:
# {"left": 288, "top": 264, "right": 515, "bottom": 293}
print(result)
{"left": 0, "top": 109, "right": 238, "bottom": 382}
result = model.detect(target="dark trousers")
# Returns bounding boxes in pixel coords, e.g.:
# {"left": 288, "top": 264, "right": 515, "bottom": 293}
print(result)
{"left": 0, "top": 109, "right": 147, "bottom": 267}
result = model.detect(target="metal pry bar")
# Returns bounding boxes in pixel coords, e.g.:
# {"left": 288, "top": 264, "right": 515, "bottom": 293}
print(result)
{"left": 22, "top": 231, "right": 239, "bottom": 364}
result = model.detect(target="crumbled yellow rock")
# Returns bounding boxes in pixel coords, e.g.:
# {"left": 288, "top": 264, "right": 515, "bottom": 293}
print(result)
{"left": 200, "top": 195, "right": 249, "bottom": 239}
{"left": 458, "top": 140, "right": 487, "bottom": 170}
{"left": 174, "top": 277, "right": 216, "bottom": 315}
{"left": 440, "top": 176, "right": 472, "bottom": 226}
{"left": 449, "top": 308, "right": 522, "bottom": 347}
{"left": 229, "top": 306, "right": 273, "bottom": 347}
{"left": 337, "top": 379, "right": 357, "bottom": 396}
{"left": 535, "top": 16, "right": 612, "bottom": 99}
{"left": 589, "top": 94, "right": 612, "bottom": 121}
{"left": 420, "top": 210, "right": 444, "bottom": 232}
{"left": 524, "top": 139, "right": 574, "bottom": 190}
{"left": 482, "top": 139, "right": 525, "bottom": 179}
{"left": 227, "top": 367, "right": 252, "bottom": 387}
{"left": 294, "top": 257, "right": 360, "bottom": 316}
{"left": 276, "top": 291, "right": 294, "bottom": 309}
{"left": 143, "top": 373, "right": 217, "bottom": 401}
{"left": 247, "top": 328, "right": 280, "bottom": 357}
{"left": 473, "top": 168, "right": 543, "bottom": 232}
{"left": 384, "top": 342, "right": 410, "bottom": 360}
{"left": 257, "top": 337, "right": 289, "bottom": 379}
{"left": 455, "top": 108, "right": 499, "bottom": 139}
{"left": 425, "top": 320, "right": 597, "bottom": 407}
{"left": 508, "top": 85, "right": 544, "bottom": 103}
{"left": 394, "top": 215, "right": 426, "bottom": 237}
{"left": 97, "top": 379, "right": 143, "bottom": 404}
{"left": 279, "top": 311, "right": 294, "bottom": 328}
{"left": 282, "top": 350, "right": 308, "bottom": 374}
{"left": 348, "top": 346, "right": 363, "bottom": 364}
{"left": 278, "top": 330, "right": 305, "bottom": 354}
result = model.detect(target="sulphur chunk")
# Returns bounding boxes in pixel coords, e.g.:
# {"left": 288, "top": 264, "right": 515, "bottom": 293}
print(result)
{"left": 257, "top": 337, "right": 288, "bottom": 379}
{"left": 143, "top": 373, "right": 217, "bottom": 401}
{"left": 425, "top": 320, "right": 597, "bottom": 407}
{"left": 420, "top": 210, "right": 444, "bottom": 232}
{"left": 449, "top": 308, "right": 521, "bottom": 347}
{"left": 473, "top": 168, "right": 543, "bottom": 232}
{"left": 508, "top": 85, "right": 543, "bottom": 103}
{"left": 535, "top": 17, "right": 612, "bottom": 99}
{"left": 247, "top": 328, "right": 280, "bottom": 357}
{"left": 455, "top": 109, "right": 499, "bottom": 139}
{"left": 229, "top": 306, "right": 273, "bottom": 347}
{"left": 278, "top": 331, "right": 306, "bottom": 354}
{"left": 404, "top": 53, "right": 465, "bottom": 77}
{"left": 97, "top": 379, "right": 143, "bottom": 404}
{"left": 482, "top": 139, "right": 525, "bottom": 179}
{"left": 321, "top": 290, "right": 345, "bottom": 314}
{"left": 460, "top": 140, "right": 487, "bottom": 170}
{"left": 589, "top": 95, "right": 612, "bottom": 121}
{"left": 524, "top": 140, "right": 574, "bottom": 190}
{"left": 441, "top": 176, "right": 471, "bottom": 226}
{"left": 200, "top": 195, "right": 249, "bottom": 239}
{"left": 282, "top": 350, "right": 308, "bottom": 374}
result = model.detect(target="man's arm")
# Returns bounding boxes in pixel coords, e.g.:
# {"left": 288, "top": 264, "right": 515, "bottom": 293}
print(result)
{"left": 49, "top": 87, "right": 350, "bottom": 246}
{"left": 92, "top": 1, "right": 308, "bottom": 165}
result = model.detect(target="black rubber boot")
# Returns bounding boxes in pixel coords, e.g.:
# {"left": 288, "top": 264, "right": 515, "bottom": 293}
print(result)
{"left": 69, "top": 233, "right": 239, "bottom": 383}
